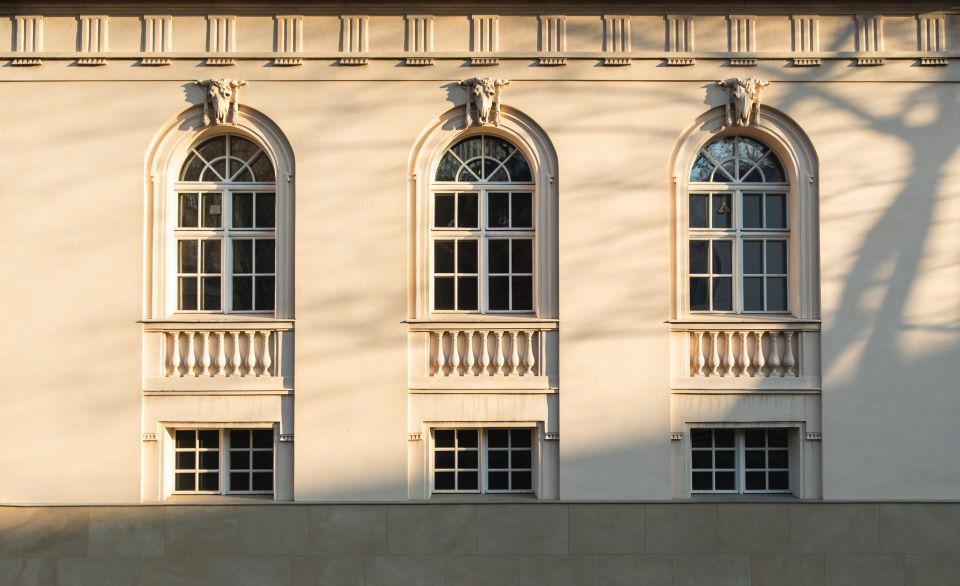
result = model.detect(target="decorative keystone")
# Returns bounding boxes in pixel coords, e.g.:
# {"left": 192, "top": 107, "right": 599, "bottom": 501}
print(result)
{"left": 717, "top": 77, "right": 769, "bottom": 127}
{"left": 459, "top": 77, "right": 509, "bottom": 127}
{"left": 195, "top": 79, "right": 246, "bottom": 126}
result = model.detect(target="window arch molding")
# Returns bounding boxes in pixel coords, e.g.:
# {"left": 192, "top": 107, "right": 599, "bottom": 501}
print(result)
{"left": 145, "top": 105, "right": 295, "bottom": 319}
{"left": 669, "top": 106, "right": 820, "bottom": 320}
{"left": 407, "top": 106, "right": 559, "bottom": 319}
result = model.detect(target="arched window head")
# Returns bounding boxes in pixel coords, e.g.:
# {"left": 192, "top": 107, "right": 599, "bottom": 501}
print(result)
{"left": 690, "top": 136, "right": 785, "bottom": 184}
{"left": 435, "top": 135, "right": 532, "bottom": 183}
{"left": 180, "top": 135, "right": 276, "bottom": 183}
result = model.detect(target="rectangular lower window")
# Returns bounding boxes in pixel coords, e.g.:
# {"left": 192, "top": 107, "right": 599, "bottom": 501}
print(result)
{"left": 690, "top": 428, "right": 791, "bottom": 494}
{"left": 172, "top": 428, "right": 275, "bottom": 496}
{"left": 433, "top": 427, "right": 535, "bottom": 495}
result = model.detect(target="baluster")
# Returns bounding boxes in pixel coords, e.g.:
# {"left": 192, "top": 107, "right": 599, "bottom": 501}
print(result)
{"left": 185, "top": 332, "right": 197, "bottom": 376}
{"left": 449, "top": 331, "right": 461, "bottom": 376}
{"left": 494, "top": 331, "right": 505, "bottom": 375}
{"left": 509, "top": 331, "right": 520, "bottom": 375}
{"left": 215, "top": 332, "right": 226, "bottom": 376}
{"left": 230, "top": 331, "right": 241, "bottom": 377}
{"left": 434, "top": 331, "right": 447, "bottom": 376}
{"left": 260, "top": 331, "right": 273, "bottom": 377}
{"left": 200, "top": 331, "right": 211, "bottom": 376}
{"left": 245, "top": 331, "right": 256, "bottom": 376}
{"left": 478, "top": 331, "right": 490, "bottom": 376}
{"left": 755, "top": 331, "right": 766, "bottom": 377}
{"left": 464, "top": 331, "right": 475, "bottom": 376}
{"left": 170, "top": 331, "right": 182, "bottom": 377}
{"left": 783, "top": 331, "right": 797, "bottom": 377}
{"left": 723, "top": 332, "right": 735, "bottom": 377}
{"left": 709, "top": 332, "right": 720, "bottom": 376}
{"left": 695, "top": 332, "right": 705, "bottom": 376}
{"left": 524, "top": 331, "right": 536, "bottom": 375}
{"left": 737, "top": 331, "right": 748, "bottom": 377}
{"left": 769, "top": 332, "right": 782, "bottom": 376}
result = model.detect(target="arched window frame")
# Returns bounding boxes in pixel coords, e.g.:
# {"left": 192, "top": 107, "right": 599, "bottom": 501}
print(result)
{"left": 145, "top": 107, "right": 295, "bottom": 320}
{"left": 671, "top": 108, "right": 820, "bottom": 321}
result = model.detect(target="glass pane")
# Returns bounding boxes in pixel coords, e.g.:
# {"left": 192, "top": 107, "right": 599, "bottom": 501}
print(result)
{"left": 691, "top": 450, "right": 711, "bottom": 469}
{"left": 179, "top": 193, "right": 199, "bottom": 227}
{"left": 435, "top": 429, "right": 455, "bottom": 448}
{"left": 255, "top": 277, "right": 275, "bottom": 311}
{"left": 206, "top": 159, "right": 227, "bottom": 181}
{"left": 465, "top": 159, "right": 483, "bottom": 180}
{"left": 434, "top": 277, "right": 454, "bottom": 310}
{"left": 181, "top": 156, "right": 204, "bottom": 181}
{"left": 689, "top": 194, "right": 708, "bottom": 228}
{"left": 715, "top": 472, "right": 736, "bottom": 491}
{"left": 489, "top": 239, "right": 510, "bottom": 273}
{"left": 487, "top": 165, "right": 509, "bottom": 182}
{"left": 255, "top": 240, "right": 275, "bottom": 273}
{"left": 203, "top": 193, "right": 223, "bottom": 228}
{"left": 175, "top": 473, "right": 195, "bottom": 491}
{"left": 691, "top": 471, "right": 712, "bottom": 491}
{"left": 199, "top": 472, "right": 219, "bottom": 492}
{"left": 453, "top": 137, "right": 483, "bottom": 163}
{"left": 741, "top": 167, "right": 763, "bottom": 182}
{"left": 488, "top": 192, "right": 510, "bottom": 228}
{"left": 488, "top": 429, "right": 508, "bottom": 448}
{"left": 434, "top": 194, "right": 455, "bottom": 227}
{"left": 713, "top": 241, "right": 732, "bottom": 274}
{"left": 511, "top": 450, "right": 531, "bottom": 469}
{"left": 230, "top": 136, "right": 259, "bottom": 162}
{"left": 202, "top": 277, "right": 221, "bottom": 311}
{"left": 743, "top": 277, "right": 764, "bottom": 312}
{"left": 706, "top": 137, "right": 735, "bottom": 161}
{"left": 769, "top": 471, "right": 789, "bottom": 490}
{"left": 766, "top": 241, "right": 787, "bottom": 274}
{"left": 743, "top": 194, "right": 762, "bottom": 228}
{"left": 745, "top": 429, "right": 766, "bottom": 447}
{"left": 458, "top": 193, "right": 478, "bottom": 228}
{"left": 458, "top": 450, "right": 478, "bottom": 469}
{"left": 231, "top": 429, "right": 250, "bottom": 448}
{"left": 176, "top": 430, "right": 196, "bottom": 449}
{"left": 512, "top": 240, "right": 533, "bottom": 274}
{"left": 434, "top": 241, "right": 454, "bottom": 273}
{"left": 230, "top": 451, "right": 250, "bottom": 470}
{"left": 512, "top": 276, "right": 533, "bottom": 311}
{"left": 458, "top": 471, "right": 478, "bottom": 490}
{"left": 202, "top": 240, "right": 221, "bottom": 273}
{"left": 252, "top": 451, "right": 273, "bottom": 470}
{"left": 249, "top": 153, "right": 275, "bottom": 182}
{"left": 230, "top": 472, "right": 249, "bottom": 492}
{"left": 175, "top": 451, "right": 196, "bottom": 470}
{"left": 256, "top": 193, "right": 276, "bottom": 228}
{"left": 436, "top": 152, "right": 459, "bottom": 181}
{"left": 252, "top": 472, "right": 273, "bottom": 492}
{"left": 512, "top": 193, "right": 533, "bottom": 227}
{"left": 767, "top": 277, "right": 787, "bottom": 312}
{"left": 231, "top": 166, "right": 253, "bottom": 183}
{"left": 233, "top": 277, "right": 252, "bottom": 311}
{"left": 435, "top": 451, "right": 454, "bottom": 469}
{"left": 714, "top": 429, "right": 735, "bottom": 447}
{"left": 199, "top": 451, "right": 218, "bottom": 470}
{"left": 233, "top": 240, "right": 253, "bottom": 273}
{"left": 253, "top": 429, "right": 273, "bottom": 448}
{"left": 689, "top": 278, "right": 708, "bottom": 311}
{"left": 738, "top": 137, "right": 766, "bottom": 162}
{"left": 690, "top": 429, "right": 712, "bottom": 448}
{"left": 457, "top": 240, "right": 478, "bottom": 273}
{"left": 504, "top": 152, "right": 532, "bottom": 182}
{"left": 511, "top": 429, "right": 532, "bottom": 448}
{"left": 434, "top": 471, "right": 455, "bottom": 490}
{"left": 179, "top": 277, "right": 198, "bottom": 310}
{"left": 197, "top": 136, "right": 227, "bottom": 162}
{"left": 768, "top": 450, "right": 789, "bottom": 468}
{"left": 458, "top": 277, "right": 478, "bottom": 310}
{"left": 743, "top": 241, "right": 763, "bottom": 274}
{"left": 489, "top": 276, "right": 509, "bottom": 311}
{"left": 758, "top": 154, "right": 785, "bottom": 183}
{"left": 484, "top": 136, "right": 514, "bottom": 161}
{"left": 745, "top": 450, "right": 765, "bottom": 469}
{"left": 768, "top": 429, "right": 789, "bottom": 448}
{"left": 233, "top": 193, "right": 254, "bottom": 228}
{"left": 689, "top": 241, "right": 708, "bottom": 274}
{"left": 745, "top": 471, "right": 766, "bottom": 491}
{"left": 488, "top": 471, "right": 508, "bottom": 490}
{"left": 712, "top": 194, "right": 732, "bottom": 228}
{"left": 710, "top": 451, "right": 731, "bottom": 470}
{"left": 198, "top": 430, "right": 219, "bottom": 449}
{"left": 690, "top": 155, "right": 714, "bottom": 182}
{"left": 766, "top": 194, "right": 787, "bottom": 228}
{"left": 512, "top": 471, "right": 532, "bottom": 490}
{"left": 717, "top": 160, "right": 737, "bottom": 182}
{"left": 457, "top": 429, "right": 478, "bottom": 448}
{"left": 179, "top": 240, "right": 198, "bottom": 273}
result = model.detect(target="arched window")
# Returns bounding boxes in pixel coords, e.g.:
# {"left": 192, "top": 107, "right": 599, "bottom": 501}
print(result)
{"left": 174, "top": 134, "right": 277, "bottom": 314}
{"left": 431, "top": 134, "right": 535, "bottom": 313}
{"left": 686, "top": 136, "right": 790, "bottom": 313}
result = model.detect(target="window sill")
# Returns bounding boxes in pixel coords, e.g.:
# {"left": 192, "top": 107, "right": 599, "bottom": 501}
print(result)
{"left": 428, "top": 493, "right": 539, "bottom": 503}
{"left": 142, "top": 317, "right": 295, "bottom": 330}
{"left": 668, "top": 316, "right": 820, "bottom": 330}
{"left": 686, "top": 493, "right": 799, "bottom": 501}
{"left": 164, "top": 494, "right": 278, "bottom": 504}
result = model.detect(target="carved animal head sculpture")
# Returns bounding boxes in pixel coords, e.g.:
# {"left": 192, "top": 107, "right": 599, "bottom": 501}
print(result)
{"left": 718, "top": 77, "right": 770, "bottom": 127}
{"left": 195, "top": 79, "right": 247, "bottom": 126}
{"left": 460, "top": 77, "right": 510, "bottom": 127}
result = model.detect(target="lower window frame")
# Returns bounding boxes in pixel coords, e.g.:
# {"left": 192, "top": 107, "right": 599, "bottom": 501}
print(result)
{"left": 688, "top": 426, "right": 796, "bottom": 496}
{"left": 167, "top": 425, "right": 277, "bottom": 498}
{"left": 429, "top": 425, "right": 537, "bottom": 497}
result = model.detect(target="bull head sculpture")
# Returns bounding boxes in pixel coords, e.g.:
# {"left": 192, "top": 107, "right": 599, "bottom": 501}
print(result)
{"left": 717, "top": 77, "right": 769, "bottom": 127}
{"left": 195, "top": 79, "right": 247, "bottom": 126}
{"left": 459, "top": 77, "right": 510, "bottom": 127}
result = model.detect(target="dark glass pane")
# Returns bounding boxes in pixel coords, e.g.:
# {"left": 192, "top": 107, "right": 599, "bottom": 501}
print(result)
{"left": 712, "top": 194, "right": 732, "bottom": 228}
{"left": 202, "top": 193, "right": 222, "bottom": 228}
{"left": 768, "top": 450, "right": 789, "bottom": 469}
{"left": 690, "top": 155, "right": 715, "bottom": 182}
{"left": 233, "top": 277, "right": 253, "bottom": 311}
{"left": 457, "top": 449, "right": 478, "bottom": 469}
{"left": 179, "top": 193, "right": 199, "bottom": 227}
{"left": 231, "top": 166, "right": 253, "bottom": 183}
{"left": 434, "top": 471, "right": 455, "bottom": 490}
{"left": 435, "top": 430, "right": 455, "bottom": 448}
{"left": 715, "top": 450, "right": 735, "bottom": 469}
{"left": 767, "top": 277, "right": 787, "bottom": 312}
{"left": 488, "top": 471, "right": 509, "bottom": 490}
{"left": 692, "top": 450, "right": 711, "bottom": 469}
{"left": 743, "top": 240, "right": 763, "bottom": 274}
{"left": 453, "top": 137, "right": 483, "bottom": 163}
{"left": 512, "top": 193, "right": 533, "bottom": 227}
{"left": 690, "top": 429, "right": 712, "bottom": 448}
{"left": 488, "top": 276, "right": 509, "bottom": 311}
{"left": 457, "top": 168, "right": 475, "bottom": 182}
{"left": 766, "top": 241, "right": 787, "bottom": 274}
{"left": 233, "top": 240, "right": 253, "bottom": 273}
{"left": 715, "top": 472, "right": 736, "bottom": 491}
{"left": 202, "top": 240, "right": 221, "bottom": 273}
{"left": 199, "top": 472, "right": 219, "bottom": 492}
{"left": 197, "top": 136, "right": 227, "bottom": 162}
{"left": 766, "top": 194, "right": 786, "bottom": 228}
{"left": 487, "top": 165, "right": 509, "bottom": 182}
{"left": 489, "top": 192, "right": 510, "bottom": 228}
{"left": 230, "top": 472, "right": 249, "bottom": 492}
{"left": 176, "top": 451, "right": 196, "bottom": 470}
{"left": 745, "top": 471, "right": 766, "bottom": 491}
{"left": 179, "top": 240, "right": 198, "bottom": 273}
{"left": 512, "top": 277, "right": 533, "bottom": 311}
{"left": 484, "top": 136, "right": 514, "bottom": 161}
{"left": 758, "top": 154, "right": 785, "bottom": 183}
{"left": 231, "top": 429, "right": 250, "bottom": 448}
{"left": 768, "top": 429, "right": 789, "bottom": 448}
{"left": 512, "top": 240, "right": 533, "bottom": 273}
{"left": 175, "top": 473, "right": 196, "bottom": 491}
{"left": 511, "top": 450, "right": 532, "bottom": 469}
{"left": 198, "top": 430, "right": 219, "bottom": 449}
{"left": 256, "top": 193, "right": 276, "bottom": 228}
{"left": 465, "top": 159, "right": 484, "bottom": 180}
{"left": 436, "top": 152, "right": 459, "bottom": 181}
{"left": 252, "top": 451, "right": 273, "bottom": 470}
{"left": 457, "top": 429, "right": 478, "bottom": 448}
{"left": 434, "top": 194, "right": 455, "bottom": 227}
{"left": 230, "top": 136, "right": 259, "bottom": 161}
{"left": 717, "top": 160, "right": 737, "bottom": 182}
{"left": 457, "top": 471, "right": 478, "bottom": 490}
{"left": 488, "top": 429, "right": 509, "bottom": 448}
{"left": 689, "top": 277, "right": 709, "bottom": 311}
{"left": 745, "top": 429, "right": 766, "bottom": 447}
{"left": 252, "top": 472, "right": 273, "bottom": 492}
{"left": 179, "top": 280, "right": 196, "bottom": 312}
{"left": 176, "top": 430, "right": 196, "bottom": 449}
{"left": 504, "top": 152, "right": 532, "bottom": 181}
{"left": 691, "top": 471, "right": 712, "bottom": 491}
{"left": 689, "top": 194, "right": 708, "bottom": 228}
{"left": 689, "top": 241, "right": 708, "bottom": 274}
{"left": 181, "top": 156, "right": 204, "bottom": 181}
{"left": 249, "top": 153, "right": 275, "bottom": 182}
{"left": 743, "top": 194, "right": 762, "bottom": 228}
{"left": 738, "top": 137, "right": 766, "bottom": 162}
{"left": 230, "top": 450, "right": 250, "bottom": 470}
{"left": 511, "top": 429, "right": 532, "bottom": 448}
{"left": 434, "top": 277, "right": 454, "bottom": 310}
{"left": 712, "top": 277, "right": 732, "bottom": 311}
{"left": 744, "top": 277, "right": 764, "bottom": 312}
{"left": 511, "top": 471, "right": 532, "bottom": 490}
{"left": 434, "top": 241, "right": 455, "bottom": 273}
{"left": 255, "top": 240, "right": 276, "bottom": 273}
{"left": 714, "top": 429, "right": 735, "bottom": 447}
{"left": 435, "top": 451, "right": 455, "bottom": 469}
{"left": 199, "top": 451, "right": 218, "bottom": 470}
{"left": 458, "top": 240, "right": 478, "bottom": 273}
{"left": 745, "top": 450, "right": 765, "bottom": 469}
{"left": 741, "top": 167, "right": 763, "bottom": 182}
{"left": 255, "top": 276, "right": 275, "bottom": 311}
{"left": 713, "top": 241, "right": 732, "bottom": 274}
{"left": 489, "top": 239, "right": 510, "bottom": 273}
{"left": 233, "top": 193, "right": 254, "bottom": 228}
{"left": 769, "top": 471, "right": 789, "bottom": 490}
{"left": 202, "top": 277, "right": 221, "bottom": 311}
{"left": 458, "top": 193, "right": 478, "bottom": 228}
{"left": 203, "top": 159, "right": 226, "bottom": 181}
{"left": 253, "top": 429, "right": 273, "bottom": 449}
{"left": 458, "top": 277, "right": 478, "bottom": 310}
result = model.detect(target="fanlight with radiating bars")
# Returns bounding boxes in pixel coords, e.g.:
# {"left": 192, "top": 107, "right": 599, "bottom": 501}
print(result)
{"left": 435, "top": 135, "right": 532, "bottom": 183}
{"left": 690, "top": 136, "right": 785, "bottom": 183}
{"left": 180, "top": 135, "right": 276, "bottom": 183}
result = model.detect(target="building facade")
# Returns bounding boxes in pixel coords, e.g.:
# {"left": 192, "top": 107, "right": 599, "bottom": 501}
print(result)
{"left": 0, "top": 1, "right": 958, "bottom": 507}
